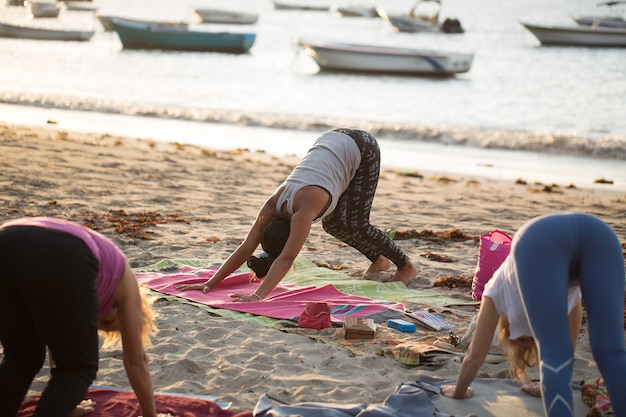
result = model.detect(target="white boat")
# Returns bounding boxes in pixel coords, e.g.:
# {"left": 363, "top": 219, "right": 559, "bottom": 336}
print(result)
{"left": 26, "top": 1, "right": 61, "bottom": 18}
{"left": 521, "top": 21, "right": 626, "bottom": 47}
{"left": 573, "top": 0, "right": 626, "bottom": 28}
{"left": 273, "top": 1, "right": 330, "bottom": 11}
{"left": 63, "top": 1, "right": 98, "bottom": 11}
{"left": 331, "top": 4, "right": 378, "bottom": 17}
{"left": 377, "top": 1, "right": 464, "bottom": 34}
{"left": 0, "top": 20, "right": 94, "bottom": 40}
{"left": 293, "top": 38, "right": 473, "bottom": 76}
{"left": 192, "top": 8, "right": 259, "bottom": 24}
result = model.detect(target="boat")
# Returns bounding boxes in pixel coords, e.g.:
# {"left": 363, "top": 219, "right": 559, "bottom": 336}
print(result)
{"left": 96, "top": 14, "right": 189, "bottom": 32}
{"left": 108, "top": 17, "right": 256, "bottom": 53}
{"left": 0, "top": 21, "right": 94, "bottom": 40}
{"left": 331, "top": 4, "right": 379, "bottom": 17}
{"left": 25, "top": 1, "right": 61, "bottom": 18}
{"left": 192, "top": 8, "right": 259, "bottom": 24}
{"left": 273, "top": 1, "right": 330, "bottom": 11}
{"left": 573, "top": 15, "right": 626, "bottom": 28}
{"left": 62, "top": 1, "right": 98, "bottom": 11}
{"left": 573, "top": 0, "right": 626, "bottom": 28}
{"left": 521, "top": 21, "right": 626, "bottom": 47}
{"left": 293, "top": 38, "right": 473, "bottom": 76}
{"left": 377, "top": 0, "right": 464, "bottom": 33}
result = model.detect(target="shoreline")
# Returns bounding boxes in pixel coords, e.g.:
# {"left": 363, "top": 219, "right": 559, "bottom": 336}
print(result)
{"left": 2, "top": 103, "right": 626, "bottom": 192}
{"left": 2, "top": 120, "right": 625, "bottom": 414}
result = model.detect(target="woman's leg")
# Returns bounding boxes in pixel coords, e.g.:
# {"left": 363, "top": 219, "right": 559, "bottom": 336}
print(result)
{"left": 575, "top": 214, "right": 626, "bottom": 417}
{"left": 513, "top": 214, "right": 578, "bottom": 417}
{"left": 0, "top": 227, "right": 48, "bottom": 416}
{"left": 322, "top": 129, "right": 410, "bottom": 269}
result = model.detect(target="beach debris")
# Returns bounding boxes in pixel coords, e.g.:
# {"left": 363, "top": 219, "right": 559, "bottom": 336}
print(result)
{"left": 420, "top": 251, "right": 456, "bottom": 262}
{"left": 433, "top": 275, "right": 472, "bottom": 288}
{"left": 314, "top": 261, "right": 351, "bottom": 271}
{"left": 391, "top": 228, "right": 478, "bottom": 243}
{"left": 81, "top": 209, "right": 189, "bottom": 240}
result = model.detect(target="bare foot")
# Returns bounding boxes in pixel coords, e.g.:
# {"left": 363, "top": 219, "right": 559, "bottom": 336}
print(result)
{"left": 390, "top": 261, "right": 418, "bottom": 285}
{"left": 364, "top": 255, "right": 392, "bottom": 275}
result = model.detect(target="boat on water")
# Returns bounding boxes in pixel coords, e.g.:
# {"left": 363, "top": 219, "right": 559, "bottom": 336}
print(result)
{"left": 331, "top": 4, "right": 378, "bottom": 17}
{"left": 108, "top": 17, "right": 256, "bottom": 53}
{"left": 521, "top": 21, "right": 626, "bottom": 47}
{"left": 273, "top": 1, "right": 330, "bottom": 11}
{"left": 96, "top": 14, "right": 189, "bottom": 32}
{"left": 26, "top": 1, "right": 61, "bottom": 18}
{"left": 573, "top": 0, "right": 626, "bottom": 28}
{"left": 62, "top": 1, "right": 98, "bottom": 11}
{"left": 192, "top": 8, "right": 259, "bottom": 24}
{"left": 0, "top": 20, "right": 94, "bottom": 40}
{"left": 377, "top": 0, "right": 464, "bottom": 33}
{"left": 293, "top": 38, "right": 473, "bottom": 76}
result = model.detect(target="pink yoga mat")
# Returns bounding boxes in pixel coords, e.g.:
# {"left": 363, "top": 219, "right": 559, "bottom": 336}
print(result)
{"left": 137, "top": 265, "right": 402, "bottom": 321}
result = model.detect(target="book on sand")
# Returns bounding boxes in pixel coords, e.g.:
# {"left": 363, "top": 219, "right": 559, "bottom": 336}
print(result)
{"left": 402, "top": 301, "right": 455, "bottom": 332}
{"left": 343, "top": 317, "right": 376, "bottom": 339}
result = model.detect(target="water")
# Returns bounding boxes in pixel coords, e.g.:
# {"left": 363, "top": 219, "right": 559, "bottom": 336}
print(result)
{"left": 1, "top": 0, "right": 625, "bottom": 190}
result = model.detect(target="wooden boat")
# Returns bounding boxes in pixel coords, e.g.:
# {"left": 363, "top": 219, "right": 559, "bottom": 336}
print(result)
{"left": 273, "top": 1, "right": 330, "bottom": 11}
{"left": 0, "top": 21, "right": 94, "bottom": 40}
{"left": 293, "top": 38, "right": 473, "bottom": 76}
{"left": 96, "top": 15, "right": 189, "bottom": 32}
{"left": 192, "top": 8, "right": 259, "bottom": 24}
{"left": 108, "top": 17, "right": 255, "bottom": 53}
{"left": 26, "top": 1, "right": 61, "bottom": 18}
{"left": 521, "top": 21, "right": 626, "bottom": 47}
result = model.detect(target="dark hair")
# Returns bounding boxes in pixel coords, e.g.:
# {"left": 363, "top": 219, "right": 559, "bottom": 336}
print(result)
{"left": 247, "top": 216, "right": 291, "bottom": 278}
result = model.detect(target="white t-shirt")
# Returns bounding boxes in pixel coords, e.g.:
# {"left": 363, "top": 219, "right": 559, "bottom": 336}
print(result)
{"left": 275, "top": 130, "right": 361, "bottom": 221}
{"left": 483, "top": 256, "right": 582, "bottom": 340}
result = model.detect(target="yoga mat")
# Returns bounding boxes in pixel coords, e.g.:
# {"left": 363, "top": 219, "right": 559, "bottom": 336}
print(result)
{"left": 18, "top": 386, "right": 250, "bottom": 417}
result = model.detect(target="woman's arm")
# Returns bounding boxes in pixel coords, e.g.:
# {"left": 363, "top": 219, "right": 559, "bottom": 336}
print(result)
{"left": 441, "top": 296, "right": 500, "bottom": 399}
{"left": 176, "top": 195, "right": 279, "bottom": 292}
{"left": 233, "top": 185, "right": 329, "bottom": 301}
{"left": 116, "top": 263, "right": 158, "bottom": 417}
{"left": 568, "top": 300, "right": 582, "bottom": 350}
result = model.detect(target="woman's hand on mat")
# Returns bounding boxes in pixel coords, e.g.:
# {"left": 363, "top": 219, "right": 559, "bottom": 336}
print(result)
{"left": 520, "top": 381, "right": 541, "bottom": 397}
{"left": 440, "top": 384, "right": 473, "bottom": 399}
{"left": 69, "top": 399, "right": 95, "bottom": 417}
{"left": 231, "top": 293, "right": 260, "bottom": 302}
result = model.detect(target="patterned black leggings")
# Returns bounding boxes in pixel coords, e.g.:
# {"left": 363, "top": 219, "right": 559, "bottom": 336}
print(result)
{"left": 322, "top": 128, "right": 410, "bottom": 268}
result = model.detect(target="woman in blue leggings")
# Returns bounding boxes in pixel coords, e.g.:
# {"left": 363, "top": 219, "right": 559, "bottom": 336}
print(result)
{"left": 441, "top": 213, "right": 626, "bottom": 417}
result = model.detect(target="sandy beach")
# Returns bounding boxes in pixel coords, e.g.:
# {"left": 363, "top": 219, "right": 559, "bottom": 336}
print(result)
{"left": 2, "top": 121, "right": 625, "bottom": 415}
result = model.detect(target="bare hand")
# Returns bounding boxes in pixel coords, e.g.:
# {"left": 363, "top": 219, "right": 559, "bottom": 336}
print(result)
{"left": 231, "top": 293, "right": 260, "bottom": 302}
{"left": 440, "top": 384, "right": 473, "bottom": 399}
{"left": 175, "top": 282, "right": 211, "bottom": 293}
{"left": 520, "top": 381, "right": 541, "bottom": 397}
{"left": 69, "top": 399, "right": 95, "bottom": 417}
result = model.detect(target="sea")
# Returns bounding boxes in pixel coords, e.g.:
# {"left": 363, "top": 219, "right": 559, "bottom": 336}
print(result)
{"left": 1, "top": 0, "right": 625, "bottom": 190}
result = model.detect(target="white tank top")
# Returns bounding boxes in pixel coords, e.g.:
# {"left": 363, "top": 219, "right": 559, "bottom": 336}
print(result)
{"left": 276, "top": 130, "right": 361, "bottom": 221}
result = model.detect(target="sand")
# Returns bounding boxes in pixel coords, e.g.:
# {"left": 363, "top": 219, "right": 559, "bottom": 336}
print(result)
{"left": 1, "top": 121, "right": 625, "bottom": 414}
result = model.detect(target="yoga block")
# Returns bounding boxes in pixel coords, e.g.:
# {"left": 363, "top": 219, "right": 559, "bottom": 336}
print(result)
{"left": 387, "top": 318, "right": 416, "bottom": 333}
{"left": 344, "top": 316, "right": 376, "bottom": 339}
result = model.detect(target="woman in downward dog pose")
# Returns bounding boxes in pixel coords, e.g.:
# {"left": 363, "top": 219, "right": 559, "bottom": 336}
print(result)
{"left": 441, "top": 212, "right": 626, "bottom": 417}
{"left": 176, "top": 128, "right": 417, "bottom": 301}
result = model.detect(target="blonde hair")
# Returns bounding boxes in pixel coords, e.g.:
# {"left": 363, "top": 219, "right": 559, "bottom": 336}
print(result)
{"left": 497, "top": 315, "right": 538, "bottom": 382}
{"left": 99, "top": 286, "right": 157, "bottom": 348}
